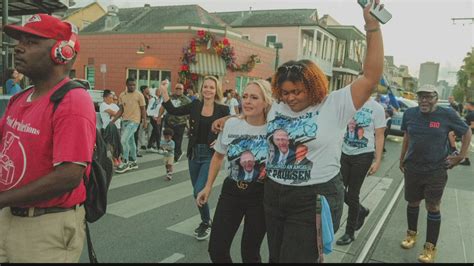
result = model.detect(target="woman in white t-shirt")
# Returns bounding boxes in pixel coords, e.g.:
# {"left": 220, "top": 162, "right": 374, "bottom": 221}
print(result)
{"left": 99, "top": 90, "right": 121, "bottom": 129}
{"left": 196, "top": 80, "right": 273, "bottom": 263}
{"left": 99, "top": 90, "right": 122, "bottom": 166}
{"left": 212, "top": 3, "right": 384, "bottom": 262}
{"left": 336, "top": 99, "right": 386, "bottom": 246}
{"left": 224, "top": 91, "right": 240, "bottom": 115}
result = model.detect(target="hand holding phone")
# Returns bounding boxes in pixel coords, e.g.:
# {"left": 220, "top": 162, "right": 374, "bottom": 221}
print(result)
{"left": 358, "top": 0, "right": 392, "bottom": 24}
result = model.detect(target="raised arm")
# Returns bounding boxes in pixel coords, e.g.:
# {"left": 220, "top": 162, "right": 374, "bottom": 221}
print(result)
{"left": 158, "top": 81, "right": 193, "bottom": 116}
{"left": 351, "top": 0, "right": 385, "bottom": 110}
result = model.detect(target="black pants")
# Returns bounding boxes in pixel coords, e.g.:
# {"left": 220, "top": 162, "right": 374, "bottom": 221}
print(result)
{"left": 166, "top": 123, "right": 186, "bottom": 161}
{"left": 264, "top": 174, "right": 344, "bottom": 263}
{"left": 147, "top": 117, "right": 162, "bottom": 149}
{"left": 340, "top": 152, "right": 374, "bottom": 234}
{"left": 208, "top": 178, "right": 266, "bottom": 263}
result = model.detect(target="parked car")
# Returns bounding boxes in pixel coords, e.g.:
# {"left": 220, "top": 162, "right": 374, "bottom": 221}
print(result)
{"left": 72, "top": 78, "right": 104, "bottom": 112}
{"left": 388, "top": 97, "right": 418, "bottom": 136}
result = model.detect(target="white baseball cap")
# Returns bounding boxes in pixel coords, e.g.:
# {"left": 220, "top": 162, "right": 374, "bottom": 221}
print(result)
{"left": 416, "top": 84, "right": 439, "bottom": 95}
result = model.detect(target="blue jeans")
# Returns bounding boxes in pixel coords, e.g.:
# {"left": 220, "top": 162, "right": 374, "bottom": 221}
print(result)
{"left": 121, "top": 120, "right": 139, "bottom": 162}
{"left": 188, "top": 144, "right": 213, "bottom": 223}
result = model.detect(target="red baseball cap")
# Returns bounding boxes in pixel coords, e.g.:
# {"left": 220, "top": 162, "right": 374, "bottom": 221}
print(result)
{"left": 3, "top": 13, "right": 80, "bottom": 52}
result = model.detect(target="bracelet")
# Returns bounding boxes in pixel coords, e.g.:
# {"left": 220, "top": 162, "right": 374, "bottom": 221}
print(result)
{"left": 364, "top": 25, "right": 380, "bottom": 32}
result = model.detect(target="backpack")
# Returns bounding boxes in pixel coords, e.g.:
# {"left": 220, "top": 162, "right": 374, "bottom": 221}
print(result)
{"left": 51, "top": 81, "right": 113, "bottom": 263}
{"left": 50, "top": 80, "right": 113, "bottom": 223}
{"left": 10, "top": 80, "right": 113, "bottom": 263}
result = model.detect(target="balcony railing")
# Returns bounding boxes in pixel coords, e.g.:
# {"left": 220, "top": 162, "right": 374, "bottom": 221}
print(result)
{"left": 298, "top": 55, "right": 334, "bottom": 77}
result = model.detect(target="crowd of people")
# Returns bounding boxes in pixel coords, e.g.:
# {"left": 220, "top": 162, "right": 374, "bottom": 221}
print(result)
{"left": 0, "top": 0, "right": 472, "bottom": 263}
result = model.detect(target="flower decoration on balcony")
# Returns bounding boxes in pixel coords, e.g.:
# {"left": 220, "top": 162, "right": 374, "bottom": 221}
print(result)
{"left": 179, "top": 30, "right": 261, "bottom": 85}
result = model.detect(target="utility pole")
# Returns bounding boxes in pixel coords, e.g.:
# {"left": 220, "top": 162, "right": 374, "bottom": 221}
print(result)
{"left": 2, "top": 0, "right": 9, "bottom": 95}
{"left": 451, "top": 17, "right": 474, "bottom": 25}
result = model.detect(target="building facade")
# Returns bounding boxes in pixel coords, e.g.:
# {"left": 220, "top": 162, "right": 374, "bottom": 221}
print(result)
{"left": 419, "top": 61, "right": 440, "bottom": 87}
{"left": 73, "top": 4, "right": 275, "bottom": 96}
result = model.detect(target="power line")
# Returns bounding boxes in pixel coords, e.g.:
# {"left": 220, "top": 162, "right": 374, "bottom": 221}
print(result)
{"left": 451, "top": 17, "right": 474, "bottom": 25}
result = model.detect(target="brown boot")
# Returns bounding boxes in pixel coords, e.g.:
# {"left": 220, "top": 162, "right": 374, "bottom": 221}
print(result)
{"left": 400, "top": 230, "right": 417, "bottom": 249}
{"left": 418, "top": 242, "right": 436, "bottom": 263}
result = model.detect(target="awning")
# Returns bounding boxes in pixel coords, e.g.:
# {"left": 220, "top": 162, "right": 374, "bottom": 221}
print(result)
{"left": 0, "top": 0, "right": 71, "bottom": 16}
{"left": 189, "top": 53, "right": 227, "bottom": 76}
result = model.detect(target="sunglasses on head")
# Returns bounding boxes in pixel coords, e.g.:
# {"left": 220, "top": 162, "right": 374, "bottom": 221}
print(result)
{"left": 277, "top": 64, "right": 304, "bottom": 73}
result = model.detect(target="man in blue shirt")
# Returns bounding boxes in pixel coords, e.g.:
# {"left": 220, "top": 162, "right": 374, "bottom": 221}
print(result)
{"left": 399, "top": 84, "right": 471, "bottom": 263}
{"left": 5, "top": 69, "right": 23, "bottom": 95}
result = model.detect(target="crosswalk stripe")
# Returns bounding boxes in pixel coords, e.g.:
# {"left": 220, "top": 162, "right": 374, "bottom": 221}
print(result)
{"left": 107, "top": 172, "right": 227, "bottom": 218}
{"left": 160, "top": 253, "right": 185, "bottom": 263}
{"left": 167, "top": 208, "right": 217, "bottom": 238}
{"left": 110, "top": 161, "right": 190, "bottom": 190}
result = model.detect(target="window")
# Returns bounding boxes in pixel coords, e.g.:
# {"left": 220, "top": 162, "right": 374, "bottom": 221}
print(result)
{"left": 126, "top": 68, "right": 171, "bottom": 88}
{"left": 328, "top": 39, "right": 334, "bottom": 61}
{"left": 242, "top": 35, "right": 250, "bottom": 40}
{"left": 266, "top": 35, "right": 277, "bottom": 47}
{"left": 235, "top": 76, "right": 260, "bottom": 95}
{"left": 85, "top": 65, "right": 95, "bottom": 89}
{"left": 322, "top": 36, "right": 328, "bottom": 60}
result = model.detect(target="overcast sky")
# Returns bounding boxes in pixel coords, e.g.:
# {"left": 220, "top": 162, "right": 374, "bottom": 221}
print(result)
{"left": 74, "top": 0, "right": 473, "bottom": 85}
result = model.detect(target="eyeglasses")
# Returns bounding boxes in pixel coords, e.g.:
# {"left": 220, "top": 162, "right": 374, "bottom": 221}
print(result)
{"left": 417, "top": 94, "right": 437, "bottom": 101}
{"left": 277, "top": 64, "right": 304, "bottom": 73}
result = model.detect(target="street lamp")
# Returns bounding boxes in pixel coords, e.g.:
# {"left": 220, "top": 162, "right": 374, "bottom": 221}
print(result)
{"left": 136, "top": 42, "right": 150, "bottom": 55}
{"left": 273, "top": 42, "right": 283, "bottom": 71}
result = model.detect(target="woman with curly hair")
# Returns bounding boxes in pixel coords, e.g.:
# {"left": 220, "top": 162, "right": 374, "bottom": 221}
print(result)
{"left": 213, "top": 1, "right": 385, "bottom": 262}
{"left": 263, "top": 3, "right": 384, "bottom": 262}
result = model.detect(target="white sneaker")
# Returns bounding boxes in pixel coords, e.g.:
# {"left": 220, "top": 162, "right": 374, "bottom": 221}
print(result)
{"left": 147, "top": 147, "right": 159, "bottom": 153}
{"left": 129, "top": 161, "right": 139, "bottom": 170}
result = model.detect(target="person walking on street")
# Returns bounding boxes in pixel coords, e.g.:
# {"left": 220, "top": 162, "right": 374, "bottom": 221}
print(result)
{"left": 196, "top": 80, "right": 272, "bottom": 262}
{"left": 0, "top": 14, "right": 96, "bottom": 262}
{"left": 5, "top": 68, "right": 24, "bottom": 95}
{"left": 212, "top": 1, "right": 384, "bottom": 262}
{"left": 111, "top": 78, "right": 147, "bottom": 173}
{"left": 161, "top": 128, "right": 175, "bottom": 180}
{"left": 159, "top": 76, "right": 229, "bottom": 241}
{"left": 136, "top": 85, "right": 152, "bottom": 152}
{"left": 146, "top": 87, "right": 164, "bottom": 152}
{"left": 399, "top": 84, "right": 472, "bottom": 263}
{"left": 224, "top": 91, "right": 239, "bottom": 115}
{"left": 164, "top": 83, "right": 191, "bottom": 163}
{"left": 336, "top": 97, "right": 386, "bottom": 245}
{"left": 459, "top": 101, "right": 474, "bottom": 166}
{"left": 100, "top": 89, "right": 122, "bottom": 166}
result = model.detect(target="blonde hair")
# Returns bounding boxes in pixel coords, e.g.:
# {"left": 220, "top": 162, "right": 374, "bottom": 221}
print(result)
{"left": 200, "top": 76, "right": 223, "bottom": 102}
{"left": 242, "top": 79, "right": 273, "bottom": 121}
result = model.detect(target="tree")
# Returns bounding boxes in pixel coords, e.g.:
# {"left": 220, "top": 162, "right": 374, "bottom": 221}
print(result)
{"left": 452, "top": 85, "right": 465, "bottom": 103}
{"left": 457, "top": 49, "right": 474, "bottom": 102}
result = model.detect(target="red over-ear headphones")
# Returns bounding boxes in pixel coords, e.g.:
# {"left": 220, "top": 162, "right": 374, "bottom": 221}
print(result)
{"left": 50, "top": 22, "right": 78, "bottom": 65}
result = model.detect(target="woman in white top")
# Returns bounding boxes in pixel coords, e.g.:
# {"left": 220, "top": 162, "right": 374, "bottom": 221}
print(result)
{"left": 146, "top": 88, "right": 164, "bottom": 152}
{"left": 336, "top": 98, "right": 386, "bottom": 246}
{"left": 99, "top": 90, "right": 121, "bottom": 129}
{"left": 196, "top": 80, "right": 272, "bottom": 263}
{"left": 99, "top": 90, "right": 122, "bottom": 166}
{"left": 224, "top": 91, "right": 239, "bottom": 115}
{"left": 212, "top": 2, "right": 385, "bottom": 262}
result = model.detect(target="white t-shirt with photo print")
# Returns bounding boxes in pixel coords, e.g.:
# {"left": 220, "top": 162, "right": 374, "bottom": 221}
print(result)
{"left": 342, "top": 99, "right": 386, "bottom": 156}
{"left": 266, "top": 85, "right": 356, "bottom": 186}
{"left": 214, "top": 117, "right": 267, "bottom": 183}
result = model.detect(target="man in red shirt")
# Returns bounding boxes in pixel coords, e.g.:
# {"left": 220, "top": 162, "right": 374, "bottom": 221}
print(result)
{"left": 0, "top": 14, "right": 96, "bottom": 262}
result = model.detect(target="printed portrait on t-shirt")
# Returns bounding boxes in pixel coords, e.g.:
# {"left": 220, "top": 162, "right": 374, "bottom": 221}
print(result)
{"left": 0, "top": 131, "right": 27, "bottom": 191}
{"left": 266, "top": 111, "right": 317, "bottom": 184}
{"left": 237, "top": 151, "right": 260, "bottom": 182}
{"left": 227, "top": 135, "right": 267, "bottom": 182}
{"left": 344, "top": 107, "right": 372, "bottom": 149}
